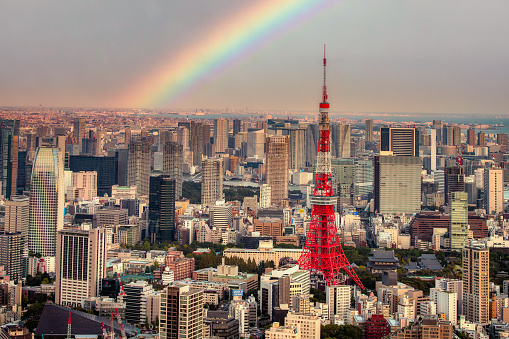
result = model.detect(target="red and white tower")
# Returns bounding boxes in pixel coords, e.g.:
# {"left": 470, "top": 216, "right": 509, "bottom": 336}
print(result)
{"left": 298, "top": 47, "right": 364, "bottom": 288}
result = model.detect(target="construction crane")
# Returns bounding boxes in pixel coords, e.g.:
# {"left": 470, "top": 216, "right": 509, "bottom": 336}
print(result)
{"left": 115, "top": 308, "right": 127, "bottom": 339}
{"left": 101, "top": 322, "right": 109, "bottom": 339}
{"left": 67, "top": 311, "right": 71, "bottom": 339}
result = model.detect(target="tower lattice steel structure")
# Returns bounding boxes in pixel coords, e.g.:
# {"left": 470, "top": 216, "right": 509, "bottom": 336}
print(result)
{"left": 298, "top": 47, "right": 365, "bottom": 288}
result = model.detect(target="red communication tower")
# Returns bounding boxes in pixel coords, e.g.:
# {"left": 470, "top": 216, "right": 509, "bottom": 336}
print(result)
{"left": 298, "top": 46, "right": 364, "bottom": 288}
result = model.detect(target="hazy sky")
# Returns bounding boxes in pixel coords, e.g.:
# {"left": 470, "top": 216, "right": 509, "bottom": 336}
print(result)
{"left": 1, "top": 0, "right": 509, "bottom": 113}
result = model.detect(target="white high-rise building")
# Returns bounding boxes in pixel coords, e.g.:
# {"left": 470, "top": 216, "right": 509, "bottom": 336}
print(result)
{"left": 247, "top": 129, "right": 265, "bottom": 158}
{"left": 260, "top": 184, "right": 272, "bottom": 208}
{"left": 435, "top": 278, "right": 463, "bottom": 315}
{"left": 28, "top": 147, "right": 65, "bottom": 257}
{"left": 436, "top": 290, "right": 457, "bottom": 325}
{"left": 55, "top": 228, "right": 107, "bottom": 306}
{"left": 484, "top": 168, "right": 503, "bottom": 215}
{"left": 326, "top": 285, "right": 350, "bottom": 324}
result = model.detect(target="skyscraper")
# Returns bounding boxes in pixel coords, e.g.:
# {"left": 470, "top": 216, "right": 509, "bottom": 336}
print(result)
{"left": 233, "top": 119, "right": 242, "bottom": 136}
{"left": 266, "top": 135, "right": 289, "bottom": 207}
{"left": 326, "top": 285, "right": 350, "bottom": 323}
{"left": 191, "top": 122, "right": 211, "bottom": 166}
{"left": 338, "top": 124, "right": 351, "bottom": 158}
{"left": 450, "top": 192, "right": 468, "bottom": 251}
{"left": 374, "top": 155, "right": 421, "bottom": 215}
{"left": 0, "top": 232, "right": 23, "bottom": 280}
{"left": 201, "top": 158, "right": 223, "bottom": 206}
{"left": 149, "top": 174, "right": 176, "bottom": 242}
{"left": 477, "top": 131, "right": 486, "bottom": 147}
{"left": 380, "top": 127, "right": 419, "bottom": 156}
{"left": 365, "top": 119, "right": 373, "bottom": 142}
{"left": 1, "top": 119, "right": 19, "bottom": 198}
{"left": 432, "top": 120, "right": 442, "bottom": 144}
{"left": 306, "top": 124, "right": 319, "bottom": 167}
{"left": 4, "top": 195, "right": 29, "bottom": 246}
{"left": 289, "top": 128, "right": 306, "bottom": 171}
{"left": 483, "top": 168, "right": 503, "bottom": 215}
{"left": 467, "top": 129, "right": 475, "bottom": 146}
{"left": 160, "top": 284, "right": 204, "bottom": 339}
{"left": 445, "top": 166, "right": 465, "bottom": 205}
{"left": 73, "top": 117, "right": 85, "bottom": 149}
{"left": 213, "top": 118, "right": 229, "bottom": 153}
{"left": 246, "top": 129, "right": 265, "bottom": 158}
{"left": 462, "top": 246, "right": 489, "bottom": 324}
{"left": 163, "top": 141, "right": 183, "bottom": 200}
{"left": 29, "top": 147, "right": 64, "bottom": 257}
{"left": 124, "top": 127, "right": 132, "bottom": 145}
{"left": 331, "top": 158, "right": 354, "bottom": 213}
{"left": 55, "top": 228, "right": 107, "bottom": 306}
{"left": 127, "top": 138, "right": 151, "bottom": 196}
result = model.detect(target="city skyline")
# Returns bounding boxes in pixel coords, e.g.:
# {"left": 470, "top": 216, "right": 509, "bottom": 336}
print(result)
{"left": 1, "top": 1, "right": 508, "bottom": 114}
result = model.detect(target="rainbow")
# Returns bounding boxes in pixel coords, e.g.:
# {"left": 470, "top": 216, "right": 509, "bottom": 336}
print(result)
{"left": 123, "top": 0, "right": 346, "bottom": 108}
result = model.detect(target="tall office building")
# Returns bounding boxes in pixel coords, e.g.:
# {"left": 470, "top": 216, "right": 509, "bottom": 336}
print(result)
{"left": 462, "top": 246, "right": 489, "bottom": 324}
{"left": 149, "top": 175, "right": 176, "bottom": 242}
{"left": 380, "top": 127, "right": 419, "bottom": 156}
{"left": 55, "top": 228, "right": 107, "bottom": 306}
{"left": 213, "top": 118, "right": 229, "bottom": 153}
{"left": 266, "top": 136, "right": 289, "bottom": 207}
{"left": 1, "top": 119, "right": 19, "bottom": 199}
{"left": 0, "top": 232, "right": 23, "bottom": 280}
{"left": 124, "top": 281, "right": 155, "bottom": 325}
{"left": 466, "top": 129, "right": 475, "bottom": 146}
{"left": 233, "top": 119, "right": 242, "bottom": 136}
{"left": 450, "top": 192, "right": 468, "bottom": 251}
{"left": 69, "top": 154, "right": 118, "bottom": 196}
{"left": 289, "top": 129, "right": 306, "bottom": 171}
{"left": 374, "top": 155, "right": 421, "bottom": 215}
{"left": 497, "top": 133, "right": 508, "bottom": 146}
{"left": 159, "top": 284, "right": 204, "bottom": 339}
{"left": 365, "top": 119, "right": 373, "bottom": 142}
{"left": 483, "top": 169, "right": 503, "bottom": 215}
{"left": 191, "top": 122, "right": 211, "bottom": 166}
{"left": 306, "top": 124, "right": 319, "bottom": 167}
{"left": 201, "top": 158, "right": 223, "bottom": 206}
{"left": 29, "top": 147, "right": 65, "bottom": 257}
{"left": 177, "top": 126, "right": 189, "bottom": 150}
{"left": 163, "top": 142, "right": 183, "bottom": 200}
{"left": 73, "top": 117, "right": 85, "bottom": 148}
{"left": 442, "top": 125, "right": 461, "bottom": 146}
{"left": 4, "top": 196, "right": 29, "bottom": 245}
{"left": 246, "top": 129, "right": 265, "bottom": 158}
{"left": 444, "top": 167, "right": 465, "bottom": 205}
{"left": 331, "top": 159, "right": 354, "bottom": 213}
{"left": 127, "top": 139, "right": 151, "bottom": 196}
{"left": 338, "top": 124, "right": 351, "bottom": 158}
{"left": 354, "top": 160, "right": 374, "bottom": 198}
{"left": 477, "top": 131, "right": 486, "bottom": 147}
{"left": 124, "top": 127, "right": 132, "bottom": 145}
{"left": 432, "top": 120, "right": 442, "bottom": 144}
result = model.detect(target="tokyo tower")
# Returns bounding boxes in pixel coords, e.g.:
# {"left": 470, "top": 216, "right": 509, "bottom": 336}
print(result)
{"left": 297, "top": 47, "right": 365, "bottom": 288}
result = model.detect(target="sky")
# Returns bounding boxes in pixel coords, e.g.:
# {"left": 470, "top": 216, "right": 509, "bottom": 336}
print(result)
{"left": 1, "top": 0, "right": 508, "bottom": 114}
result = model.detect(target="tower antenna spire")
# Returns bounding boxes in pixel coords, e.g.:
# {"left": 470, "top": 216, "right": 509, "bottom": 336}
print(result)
{"left": 322, "top": 44, "right": 328, "bottom": 105}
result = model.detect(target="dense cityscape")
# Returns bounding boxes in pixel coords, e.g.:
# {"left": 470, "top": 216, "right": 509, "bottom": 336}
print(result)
{"left": 0, "top": 73, "right": 507, "bottom": 339}
{"left": 1, "top": 1, "right": 509, "bottom": 339}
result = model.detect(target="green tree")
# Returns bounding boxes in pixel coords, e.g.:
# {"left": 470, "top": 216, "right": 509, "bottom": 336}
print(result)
{"left": 320, "top": 324, "right": 362, "bottom": 339}
{"left": 143, "top": 240, "right": 151, "bottom": 251}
